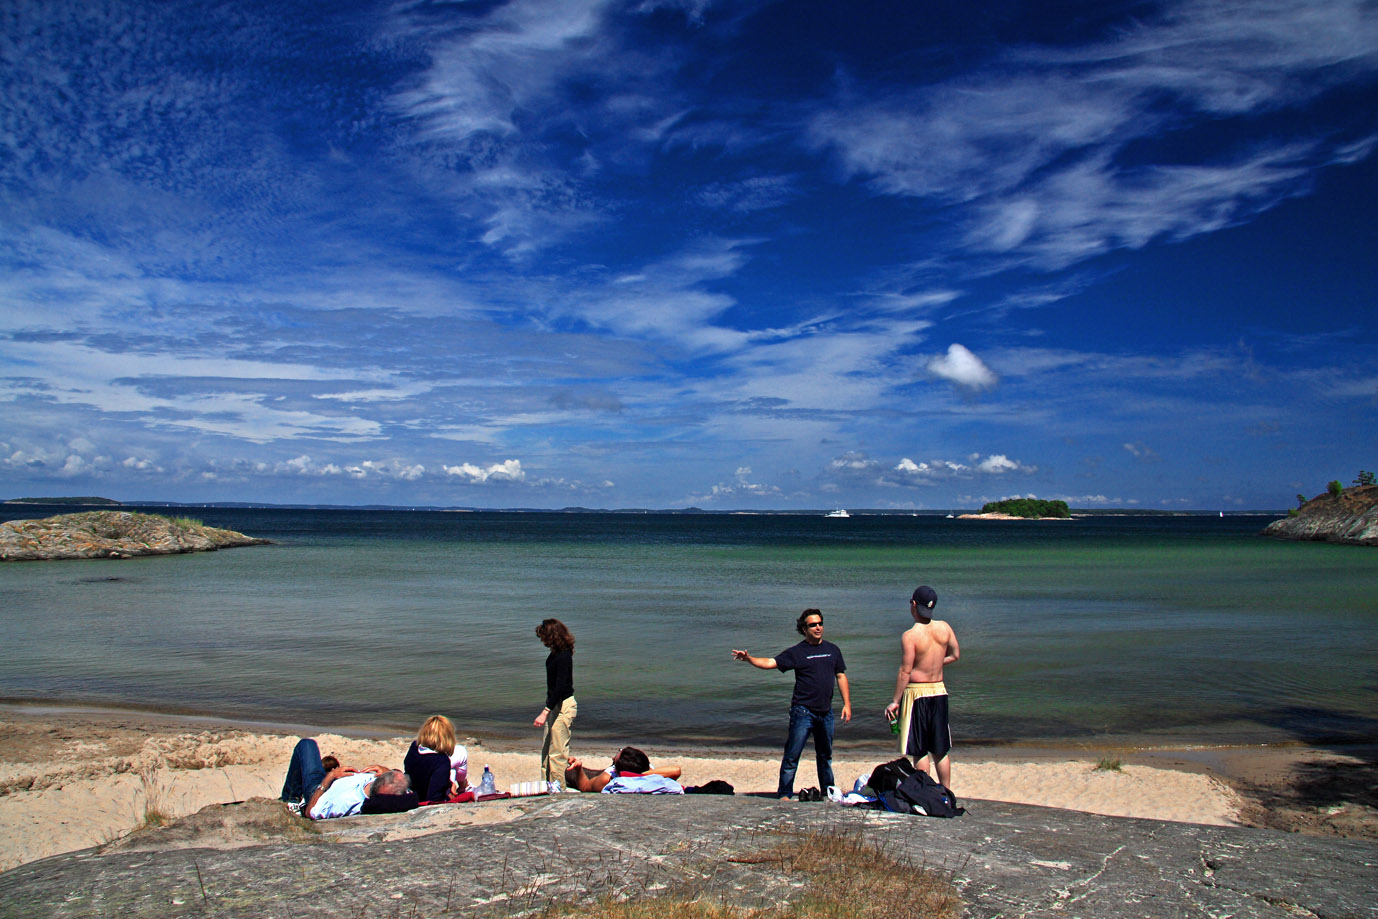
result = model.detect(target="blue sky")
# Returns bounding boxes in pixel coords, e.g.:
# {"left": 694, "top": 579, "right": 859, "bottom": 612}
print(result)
{"left": 2, "top": 0, "right": 1376, "bottom": 510}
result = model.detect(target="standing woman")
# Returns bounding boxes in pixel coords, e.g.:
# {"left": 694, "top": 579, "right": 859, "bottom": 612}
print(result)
{"left": 533, "top": 618, "right": 577, "bottom": 785}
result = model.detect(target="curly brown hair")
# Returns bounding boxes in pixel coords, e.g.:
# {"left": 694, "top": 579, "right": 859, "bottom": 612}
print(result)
{"left": 536, "top": 618, "right": 575, "bottom": 652}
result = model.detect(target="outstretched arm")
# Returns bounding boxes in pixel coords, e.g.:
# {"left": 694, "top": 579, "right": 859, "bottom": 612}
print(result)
{"left": 731, "top": 649, "right": 778, "bottom": 669}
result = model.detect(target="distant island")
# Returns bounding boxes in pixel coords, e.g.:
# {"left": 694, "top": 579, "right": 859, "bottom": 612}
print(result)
{"left": 4, "top": 497, "right": 1280, "bottom": 517}
{"left": 0, "top": 510, "right": 269, "bottom": 561}
{"left": 1263, "top": 483, "right": 1377, "bottom": 546}
{"left": 4, "top": 496, "right": 122, "bottom": 506}
{"left": 961, "top": 498, "right": 1071, "bottom": 520}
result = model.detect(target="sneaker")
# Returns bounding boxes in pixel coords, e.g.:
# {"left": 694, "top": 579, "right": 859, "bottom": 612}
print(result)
{"left": 285, "top": 798, "right": 305, "bottom": 816}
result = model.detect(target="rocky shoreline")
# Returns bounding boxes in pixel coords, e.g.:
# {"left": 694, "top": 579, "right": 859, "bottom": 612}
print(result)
{"left": 1262, "top": 484, "right": 1378, "bottom": 546}
{"left": 0, "top": 510, "right": 269, "bottom": 561}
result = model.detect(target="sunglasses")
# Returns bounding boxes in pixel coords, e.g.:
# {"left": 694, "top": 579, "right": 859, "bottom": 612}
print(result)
{"left": 804, "top": 621, "right": 824, "bottom": 628}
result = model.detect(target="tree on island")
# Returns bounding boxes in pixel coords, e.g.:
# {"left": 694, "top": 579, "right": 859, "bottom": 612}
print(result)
{"left": 979, "top": 498, "right": 1070, "bottom": 518}
{"left": 1355, "top": 470, "right": 1376, "bottom": 487}
{"left": 1328, "top": 480, "right": 1344, "bottom": 497}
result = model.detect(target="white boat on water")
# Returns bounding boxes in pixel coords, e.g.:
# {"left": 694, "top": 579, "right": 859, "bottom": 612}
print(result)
{"left": 825, "top": 508, "right": 850, "bottom": 518}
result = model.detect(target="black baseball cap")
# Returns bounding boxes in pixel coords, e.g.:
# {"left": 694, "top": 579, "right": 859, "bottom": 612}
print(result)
{"left": 912, "top": 585, "right": 937, "bottom": 608}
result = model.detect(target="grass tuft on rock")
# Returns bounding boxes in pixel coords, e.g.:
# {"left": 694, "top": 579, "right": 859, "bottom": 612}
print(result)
{"left": 538, "top": 827, "right": 961, "bottom": 919}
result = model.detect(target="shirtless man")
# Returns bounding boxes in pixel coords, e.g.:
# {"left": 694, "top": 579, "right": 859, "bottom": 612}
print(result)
{"left": 883, "top": 585, "right": 960, "bottom": 789}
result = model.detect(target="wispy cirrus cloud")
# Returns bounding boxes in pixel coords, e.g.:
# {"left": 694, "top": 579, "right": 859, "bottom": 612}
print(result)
{"left": 1, "top": 0, "right": 1374, "bottom": 509}
{"left": 809, "top": 0, "right": 1378, "bottom": 271}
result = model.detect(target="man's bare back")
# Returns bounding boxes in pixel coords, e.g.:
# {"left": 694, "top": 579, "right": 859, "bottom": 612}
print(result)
{"left": 900, "top": 619, "right": 957, "bottom": 683}
{"left": 884, "top": 585, "right": 960, "bottom": 789}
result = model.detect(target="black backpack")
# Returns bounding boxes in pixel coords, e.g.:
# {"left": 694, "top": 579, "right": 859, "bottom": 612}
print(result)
{"left": 883, "top": 770, "right": 964, "bottom": 818}
{"left": 866, "top": 757, "right": 917, "bottom": 795}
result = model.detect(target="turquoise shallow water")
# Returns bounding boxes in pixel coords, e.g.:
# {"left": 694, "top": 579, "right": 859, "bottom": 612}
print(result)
{"left": 1, "top": 506, "right": 1375, "bottom": 751}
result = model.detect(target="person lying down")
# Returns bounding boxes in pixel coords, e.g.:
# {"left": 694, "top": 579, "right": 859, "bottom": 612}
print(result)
{"left": 565, "top": 746, "right": 683, "bottom": 794}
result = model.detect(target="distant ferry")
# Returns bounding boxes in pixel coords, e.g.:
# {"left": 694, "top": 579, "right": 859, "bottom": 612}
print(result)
{"left": 825, "top": 508, "right": 850, "bottom": 518}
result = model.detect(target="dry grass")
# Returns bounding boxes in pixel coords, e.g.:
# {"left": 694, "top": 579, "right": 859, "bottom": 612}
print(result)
{"left": 138, "top": 763, "right": 174, "bottom": 828}
{"left": 125, "top": 511, "right": 204, "bottom": 529}
{"left": 532, "top": 827, "right": 962, "bottom": 919}
{"left": 1093, "top": 757, "right": 1124, "bottom": 773}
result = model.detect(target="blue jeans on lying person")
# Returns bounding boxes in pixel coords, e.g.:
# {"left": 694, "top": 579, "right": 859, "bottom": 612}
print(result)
{"left": 777, "top": 704, "right": 834, "bottom": 798}
{"left": 281, "top": 738, "right": 326, "bottom": 803}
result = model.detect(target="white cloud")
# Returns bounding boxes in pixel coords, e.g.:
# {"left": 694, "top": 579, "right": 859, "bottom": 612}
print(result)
{"left": 1123, "top": 442, "right": 1161, "bottom": 462}
{"left": 976, "top": 454, "right": 1021, "bottom": 473}
{"left": 927, "top": 344, "right": 998, "bottom": 390}
{"left": 894, "top": 458, "right": 969, "bottom": 479}
{"left": 892, "top": 453, "right": 1034, "bottom": 484}
{"left": 254, "top": 455, "right": 430, "bottom": 481}
{"left": 831, "top": 452, "right": 882, "bottom": 473}
{"left": 442, "top": 459, "right": 526, "bottom": 483}
{"left": 685, "top": 465, "right": 782, "bottom": 503}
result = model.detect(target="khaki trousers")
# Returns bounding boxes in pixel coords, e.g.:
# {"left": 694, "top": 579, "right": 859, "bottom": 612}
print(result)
{"left": 541, "top": 697, "right": 577, "bottom": 784}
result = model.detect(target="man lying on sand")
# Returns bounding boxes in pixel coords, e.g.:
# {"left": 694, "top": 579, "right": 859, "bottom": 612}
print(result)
{"left": 565, "top": 746, "right": 683, "bottom": 793}
{"left": 281, "top": 738, "right": 418, "bottom": 819}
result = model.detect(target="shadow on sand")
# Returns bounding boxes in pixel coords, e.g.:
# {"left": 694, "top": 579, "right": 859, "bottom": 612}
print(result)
{"left": 1233, "top": 704, "right": 1378, "bottom": 838}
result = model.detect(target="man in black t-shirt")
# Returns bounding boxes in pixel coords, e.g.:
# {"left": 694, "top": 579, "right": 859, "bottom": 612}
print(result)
{"left": 732, "top": 609, "right": 852, "bottom": 798}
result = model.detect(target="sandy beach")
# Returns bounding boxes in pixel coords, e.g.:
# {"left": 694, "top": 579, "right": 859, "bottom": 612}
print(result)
{"left": 0, "top": 705, "right": 1296, "bottom": 873}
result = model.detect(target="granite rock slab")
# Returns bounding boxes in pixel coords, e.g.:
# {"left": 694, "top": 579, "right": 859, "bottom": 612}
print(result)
{"left": 0, "top": 511, "right": 269, "bottom": 561}
{"left": 1, "top": 795, "right": 1374, "bottom": 918}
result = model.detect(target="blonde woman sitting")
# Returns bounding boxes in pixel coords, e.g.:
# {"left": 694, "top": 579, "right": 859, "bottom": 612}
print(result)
{"left": 405, "top": 715, "right": 468, "bottom": 803}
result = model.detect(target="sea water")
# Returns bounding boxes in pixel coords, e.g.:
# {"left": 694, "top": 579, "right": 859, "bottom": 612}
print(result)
{"left": 1, "top": 506, "right": 1375, "bottom": 752}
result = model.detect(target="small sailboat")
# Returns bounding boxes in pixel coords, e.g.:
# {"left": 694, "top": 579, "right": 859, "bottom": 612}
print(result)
{"left": 825, "top": 508, "right": 850, "bottom": 518}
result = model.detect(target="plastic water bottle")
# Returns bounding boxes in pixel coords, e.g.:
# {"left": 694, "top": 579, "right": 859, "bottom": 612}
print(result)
{"left": 478, "top": 765, "right": 496, "bottom": 796}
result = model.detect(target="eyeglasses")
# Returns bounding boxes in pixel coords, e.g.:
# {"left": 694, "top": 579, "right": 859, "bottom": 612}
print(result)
{"left": 804, "top": 621, "right": 824, "bottom": 628}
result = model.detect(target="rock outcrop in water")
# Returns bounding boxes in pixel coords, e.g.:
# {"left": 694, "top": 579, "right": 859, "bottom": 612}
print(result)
{"left": 0, "top": 510, "right": 269, "bottom": 561}
{"left": 1262, "top": 484, "right": 1378, "bottom": 546}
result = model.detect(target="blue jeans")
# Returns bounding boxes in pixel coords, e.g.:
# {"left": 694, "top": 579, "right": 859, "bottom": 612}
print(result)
{"left": 281, "top": 738, "right": 326, "bottom": 803}
{"left": 777, "top": 704, "right": 834, "bottom": 797}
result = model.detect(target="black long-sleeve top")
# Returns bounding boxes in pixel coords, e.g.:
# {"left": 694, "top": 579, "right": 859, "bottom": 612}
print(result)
{"left": 544, "top": 648, "right": 573, "bottom": 710}
{"left": 403, "top": 741, "right": 452, "bottom": 804}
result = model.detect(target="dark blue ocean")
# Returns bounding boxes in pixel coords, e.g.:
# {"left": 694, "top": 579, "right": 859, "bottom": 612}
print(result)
{"left": 2, "top": 505, "right": 1376, "bottom": 753}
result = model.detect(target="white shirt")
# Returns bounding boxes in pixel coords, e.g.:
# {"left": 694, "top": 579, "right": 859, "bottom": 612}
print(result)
{"left": 309, "top": 772, "right": 374, "bottom": 819}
